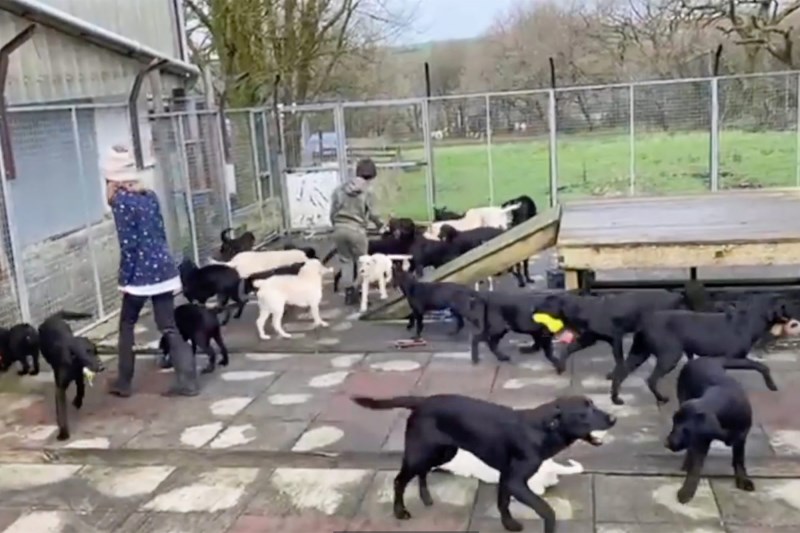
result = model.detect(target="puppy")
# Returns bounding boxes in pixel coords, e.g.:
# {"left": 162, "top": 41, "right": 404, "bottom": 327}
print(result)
{"left": 38, "top": 311, "right": 106, "bottom": 441}
{"left": 0, "top": 323, "right": 40, "bottom": 375}
{"left": 357, "top": 253, "right": 410, "bottom": 313}
{"left": 253, "top": 258, "right": 333, "bottom": 340}
{"left": 438, "top": 451, "right": 583, "bottom": 496}
{"left": 353, "top": 394, "right": 615, "bottom": 532}
{"left": 615, "top": 293, "right": 789, "bottom": 405}
{"left": 665, "top": 357, "right": 774, "bottom": 503}
{"left": 160, "top": 303, "right": 229, "bottom": 374}
{"left": 179, "top": 259, "right": 246, "bottom": 325}
{"left": 219, "top": 227, "right": 256, "bottom": 261}
{"left": 393, "top": 264, "right": 474, "bottom": 339}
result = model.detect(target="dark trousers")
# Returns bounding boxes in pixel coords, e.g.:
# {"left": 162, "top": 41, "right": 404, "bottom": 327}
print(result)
{"left": 115, "top": 291, "right": 198, "bottom": 394}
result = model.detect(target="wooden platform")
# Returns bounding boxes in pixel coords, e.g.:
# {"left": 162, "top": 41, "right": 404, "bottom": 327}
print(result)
{"left": 558, "top": 189, "right": 800, "bottom": 289}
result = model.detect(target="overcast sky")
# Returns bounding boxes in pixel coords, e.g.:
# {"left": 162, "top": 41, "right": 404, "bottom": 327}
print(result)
{"left": 402, "top": 0, "right": 520, "bottom": 43}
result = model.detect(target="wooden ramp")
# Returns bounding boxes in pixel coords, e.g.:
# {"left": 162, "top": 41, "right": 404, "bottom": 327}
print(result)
{"left": 361, "top": 206, "right": 561, "bottom": 321}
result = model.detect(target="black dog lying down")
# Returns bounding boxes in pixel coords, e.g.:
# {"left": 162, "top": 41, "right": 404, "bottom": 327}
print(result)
{"left": 534, "top": 289, "right": 689, "bottom": 389}
{"left": 666, "top": 357, "right": 776, "bottom": 503}
{"left": 0, "top": 323, "right": 40, "bottom": 375}
{"left": 353, "top": 394, "right": 615, "bottom": 532}
{"left": 160, "top": 303, "right": 229, "bottom": 374}
{"left": 38, "top": 311, "right": 106, "bottom": 441}
{"left": 467, "top": 290, "right": 557, "bottom": 366}
{"left": 393, "top": 264, "right": 473, "bottom": 339}
{"left": 615, "top": 293, "right": 789, "bottom": 405}
{"left": 219, "top": 227, "right": 256, "bottom": 261}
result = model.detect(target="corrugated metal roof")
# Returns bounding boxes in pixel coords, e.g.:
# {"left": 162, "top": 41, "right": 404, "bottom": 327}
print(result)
{"left": 1, "top": 10, "right": 183, "bottom": 105}
{"left": 34, "top": 0, "right": 180, "bottom": 58}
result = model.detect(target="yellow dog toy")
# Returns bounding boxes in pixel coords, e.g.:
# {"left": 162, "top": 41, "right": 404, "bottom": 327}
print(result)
{"left": 532, "top": 313, "right": 565, "bottom": 334}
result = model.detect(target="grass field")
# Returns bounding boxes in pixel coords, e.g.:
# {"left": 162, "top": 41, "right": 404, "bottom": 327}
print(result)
{"left": 375, "top": 130, "right": 799, "bottom": 220}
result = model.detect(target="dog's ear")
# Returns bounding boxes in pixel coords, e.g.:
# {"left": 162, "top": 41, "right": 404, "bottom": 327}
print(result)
{"left": 547, "top": 407, "right": 562, "bottom": 430}
{"left": 693, "top": 411, "right": 725, "bottom": 440}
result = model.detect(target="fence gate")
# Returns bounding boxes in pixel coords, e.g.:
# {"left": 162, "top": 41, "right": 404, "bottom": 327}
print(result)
{"left": 279, "top": 102, "right": 346, "bottom": 232}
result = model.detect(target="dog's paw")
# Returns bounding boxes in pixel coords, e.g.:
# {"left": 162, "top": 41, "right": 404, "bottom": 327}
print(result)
{"left": 611, "top": 395, "right": 625, "bottom": 406}
{"left": 736, "top": 477, "right": 755, "bottom": 492}
{"left": 56, "top": 430, "right": 70, "bottom": 441}
{"left": 501, "top": 516, "right": 523, "bottom": 532}
{"left": 258, "top": 334, "right": 272, "bottom": 341}
{"left": 17, "top": 369, "right": 28, "bottom": 376}
{"left": 279, "top": 333, "right": 293, "bottom": 339}
{"left": 767, "top": 380, "right": 779, "bottom": 392}
{"left": 604, "top": 371, "right": 614, "bottom": 381}
{"left": 676, "top": 487, "right": 695, "bottom": 504}
{"left": 318, "top": 321, "right": 329, "bottom": 328}
{"left": 201, "top": 366, "right": 215, "bottom": 375}
{"left": 72, "top": 398, "right": 83, "bottom": 410}
{"left": 393, "top": 508, "right": 412, "bottom": 520}
{"left": 656, "top": 396, "right": 670, "bottom": 406}
{"left": 220, "top": 359, "right": 229, "bottom": 367}
{"left": 30, "top": 369, "right": 39, "bottom": 376}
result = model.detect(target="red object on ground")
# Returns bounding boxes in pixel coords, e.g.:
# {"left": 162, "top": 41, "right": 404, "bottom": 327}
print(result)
{"left": 393, "top": 339, "right": 427, "bottom": 348}
{"left": 556, "top": 330, "right": 576, "bottom": 344}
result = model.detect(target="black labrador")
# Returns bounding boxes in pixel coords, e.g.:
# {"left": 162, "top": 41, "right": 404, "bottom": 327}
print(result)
{"left": 466, "top": 290, "right": 558, "bottom": 367}
{"left": 38, "top": 311, "right": 106, "bottom": 441}
{"left": 353, "top": 393, "right": 615, "bottom": 532}
{"left": 502, "top": 195, "right": 538, "bottom": 285}
{"left": 179, "top": 258, "right": 246, "bottom": 325}
{"left": 665, "top": 357, "right": 776, "bottom": 503}
{"left": 160, "top": 303, "right": 229, "bottom": 374}
{"left": 0, "top": 323, "right": 40, "bottom": 375}
{"left": 219, "top": 227, "right": 256, "bottom": 261}
{"left": 393, "top": 264, "right": 473, "bottom": 339}
{"left": 614, "top": 293, "right": 790, "bottom": 405}
{"left": 535, "top": 290, "right": 689, "bottom": 397}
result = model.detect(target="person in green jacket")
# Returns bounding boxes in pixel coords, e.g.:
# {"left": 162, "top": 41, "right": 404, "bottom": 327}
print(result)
{"left": 330, "top": 158, "right": 383, "bottom": 305}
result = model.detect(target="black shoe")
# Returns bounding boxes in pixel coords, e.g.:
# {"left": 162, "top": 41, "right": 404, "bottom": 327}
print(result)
{"left": 157, "top": 354, "right": 173, "bottom": 369}
{"left": 162, "top": 386, "right": 199, "bottom": 397}
{"left": 344, "top": 287, "right": 360, "bottom": 306}
{"left": 108, "top": 381, "right": 132, "bottom": 398}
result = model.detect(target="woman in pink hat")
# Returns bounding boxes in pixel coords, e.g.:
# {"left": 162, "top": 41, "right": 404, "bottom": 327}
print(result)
{"left": 103, "top": 144, "right": 198, "bottom": 397}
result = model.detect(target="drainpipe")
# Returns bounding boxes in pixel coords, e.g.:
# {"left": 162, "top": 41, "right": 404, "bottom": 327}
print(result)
{"left": 129, "top": 58, "right": 168, "bottom": 170}
{"left": 0, "top": 24, "right": 35, "bottom": 180}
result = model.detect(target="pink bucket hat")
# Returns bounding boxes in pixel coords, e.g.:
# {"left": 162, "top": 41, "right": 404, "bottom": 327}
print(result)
{"left": 102, "top": 144, "right": 139, "bottom": 182}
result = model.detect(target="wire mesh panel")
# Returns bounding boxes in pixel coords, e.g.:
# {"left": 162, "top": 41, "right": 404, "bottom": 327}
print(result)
{"left": 427, "top": 96, "right": 493, "bottom": 215}
{"left": 150, "top": 114, "right": 197, "bottom": 262}
{"left": 0, "top": 115, "right": 24, "bottom": 327}
{"left": 632, "top": 79, "right": 711, "bottom": 195}
{"left": 555, "top": 86, "right": 631, "bottom": 199}
{"left": 8, "top": 108, "right": 103, "bottom": 327}
{"left": 718, "top": 73, "right": 798, "bottom": 189}
{"left": 343, "top": 101, "right": 428, "bottom": 221}
{"left": 487, "top": 91, "right": 551, "bottom": 208}
{"left": 226, "top": 110, "right": 264, "bottom": 240}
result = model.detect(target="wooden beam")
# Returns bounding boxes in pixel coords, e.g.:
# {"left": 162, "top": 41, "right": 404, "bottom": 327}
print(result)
{"left": 560, "top": 241, "right": 800, "bottom": 271}
{"left": 362, "top": 206, "right": 561, "bottom": 321}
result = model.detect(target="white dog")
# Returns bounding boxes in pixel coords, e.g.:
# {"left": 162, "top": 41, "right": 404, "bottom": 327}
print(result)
{"left": 211, "top": 249, "right": 308, "bottom": 278}
{"left": 253, "top": 258, "right": 333, "bottom": 340}
{"left": 438, "top": 449, "right": 584, "bottom": 495}
{"left": 357, "top": 253, "right": 411, "bottom": 313}
{"left": 424, "top": 203, "right": 520, "bottom": 240}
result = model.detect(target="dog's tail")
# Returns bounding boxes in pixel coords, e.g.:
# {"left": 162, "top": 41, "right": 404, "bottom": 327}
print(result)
{"left": 47, "top": 310, "right": 93, "bottom": 321}
{"left": 220, "top": 228, "right": 234, "bottom": 243}
{"left": 351, "top": 395, "right": 424, "bottom": 411}
{"left": 549, "top": 459, "right": 584, "bottom": 475}
{"left": 322, "top": 247, "right": 338, "bottom": 265}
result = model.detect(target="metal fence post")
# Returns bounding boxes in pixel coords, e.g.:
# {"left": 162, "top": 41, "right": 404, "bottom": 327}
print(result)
{"left": 710, "top": 77, "right": 720, "bottom": 192}
{"left": 629, "top": 84, "right": 636, "bottom": 196}
{"left": 796, "top": 73, "right": 800, "bottom": 187}
{"left": 248, "top": 110, "right": 266, "bottom": 227}
{"left": 421, "top": 99, "right": 435, "bottom": 220}
{"left": 70, "top": 106, "right": 104, "bottom": 318}
{"left": 547, "top": 89, "right": 559, "bottom": 207}
{"left": 334, "top": 103, "right": 349, "bottom": 183}
{"left": 260, "top": 110, "right": 275, "bottom": 199}
{"left": 176, "top": 116, "right": 201, "bottom": 264}
{"left": 485, "top": 94, "right": 495, "bottom": 206}
{"left": 214, "top": 111, "right": 234, "bottom": 229}
{"left": 0, "top": 114, "right": 29, "bottom": 323}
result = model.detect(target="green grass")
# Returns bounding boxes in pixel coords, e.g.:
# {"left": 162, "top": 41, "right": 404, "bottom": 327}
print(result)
{"left": 373, "top": 130, "right": 799, "bottom": 221}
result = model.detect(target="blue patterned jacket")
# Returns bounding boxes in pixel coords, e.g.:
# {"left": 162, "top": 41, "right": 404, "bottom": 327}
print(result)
{"left": 110, "top": 189, "right": 178, "bottom": 287}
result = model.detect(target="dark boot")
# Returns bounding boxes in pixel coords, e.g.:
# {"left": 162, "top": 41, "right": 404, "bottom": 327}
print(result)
{"left": 161, "top": 332, "right": 199, "bottom": 397}
{"left": 344, "top": 287, "right": 360, "bottom": 306}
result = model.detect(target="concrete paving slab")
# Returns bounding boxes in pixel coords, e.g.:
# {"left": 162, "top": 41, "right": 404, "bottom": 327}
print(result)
{"left": 353, "top": 470, "right": 477, "bottom": 529}
{"left": 1, "top": 508, "right": 133, "bottom": 533}
{"left": 244, "top": 467, "right": 373, "bottom": 518}
{"left": 339, "top": 370, "right": 422, "bottom": 402}
{"left": 238, "top": 389, "right": 330, "bottom": 421}
{"left": 594, "top": 475, "right": 721, "bottom": 525}
{"left": 712, "top": 477, "right": 800, "bottom": 527}
{"left": 291, "top": 418, "right": 394, "bottom": 453}
{"left": 227, "top": 514, "right": 351, "bottom": 533}
{"left": 206, "top": 416, "right": 309, "bottom": 451}
{"left": 118, "top": 511, "right": 239, "bottom": 533}
{"left": 470, "top": 517, "right": 594, "bottom": 533}
{"left": 595, "top": 524, "right": 725, "bottom": 533}
{"left": 414, "top": 365, "right": 497, "bottom": 398}
{"left": 471, "top": 473, "right": 593, "bottom": 522}
{"left": 0, "top": 464, "right": 83, "bottom": 509}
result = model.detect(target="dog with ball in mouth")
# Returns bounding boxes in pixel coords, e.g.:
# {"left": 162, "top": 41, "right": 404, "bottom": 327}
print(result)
{"left": 352, "top": 393, "right": 615, "bottom": 532}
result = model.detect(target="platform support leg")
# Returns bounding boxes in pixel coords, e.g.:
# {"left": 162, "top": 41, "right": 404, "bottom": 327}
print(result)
{"left": 690, "top": 267, "right": 698, "bottom": 281}
{"left": 564, "top": 270, "right": 581, "bottom": 290}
